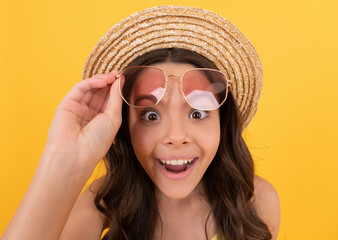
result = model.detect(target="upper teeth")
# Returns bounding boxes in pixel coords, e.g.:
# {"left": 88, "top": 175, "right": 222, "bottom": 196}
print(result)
{"left": 160, "top": 159, "right": 194, "bottom": 165}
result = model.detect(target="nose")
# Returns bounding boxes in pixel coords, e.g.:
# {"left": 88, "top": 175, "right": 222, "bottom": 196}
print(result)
{"left": 161, "top": 90, "right": 191, "bottom": 147}
{"left": 162, "top": 117, "right": 191, "bottom": 147}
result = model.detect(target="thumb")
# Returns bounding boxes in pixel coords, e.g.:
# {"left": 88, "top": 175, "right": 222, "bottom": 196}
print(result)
{"left": 82, "top": 75, "right": 123, "bottom": 159}
{"left": 103, "top": 73, "right": 123, "bottom": 124}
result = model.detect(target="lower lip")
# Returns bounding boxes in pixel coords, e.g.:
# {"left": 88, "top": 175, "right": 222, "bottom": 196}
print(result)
{"left": 155, "top": 158, "right": 198, "bottom": 181}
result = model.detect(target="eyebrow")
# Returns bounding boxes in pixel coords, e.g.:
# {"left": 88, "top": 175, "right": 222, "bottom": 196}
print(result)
{"left": 134, "top": 94, "right": 158, "bottom": 106}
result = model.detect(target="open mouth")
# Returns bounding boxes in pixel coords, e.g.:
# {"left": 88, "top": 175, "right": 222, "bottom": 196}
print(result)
{"left": 158, "top": 158, "right": 198, "bottom": 173}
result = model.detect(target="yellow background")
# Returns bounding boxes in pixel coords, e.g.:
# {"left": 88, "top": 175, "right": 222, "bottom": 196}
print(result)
{"left": 1, "top": 0, "right": 338, "bottom": 239}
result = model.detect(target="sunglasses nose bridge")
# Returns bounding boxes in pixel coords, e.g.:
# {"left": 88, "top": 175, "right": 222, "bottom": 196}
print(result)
{"left": 164, "top": 74, "right": 184, "bottom": 96}
{"left": 165, "top": 74, "right": 184, "bottom": 89}
{"left": 166, "top": 74, "right": 181, "bottom": 79}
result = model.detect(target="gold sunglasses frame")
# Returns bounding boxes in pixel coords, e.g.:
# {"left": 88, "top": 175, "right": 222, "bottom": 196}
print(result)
{"left": 116, "top": 66, "right": 231, "bottom": 111}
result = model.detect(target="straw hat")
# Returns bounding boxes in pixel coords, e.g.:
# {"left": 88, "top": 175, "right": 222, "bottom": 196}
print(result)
{"left": 82, "top": 5, "right": 263, "bottom": 130}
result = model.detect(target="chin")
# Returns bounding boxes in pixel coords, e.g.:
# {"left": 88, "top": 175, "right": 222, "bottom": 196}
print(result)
{"left": 156, "top": 182, "right": 199, "bottom": 200}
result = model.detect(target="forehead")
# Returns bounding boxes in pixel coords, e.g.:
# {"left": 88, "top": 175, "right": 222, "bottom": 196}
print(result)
{"left": 150, "top": 62, "right": 197, "bottom": 75}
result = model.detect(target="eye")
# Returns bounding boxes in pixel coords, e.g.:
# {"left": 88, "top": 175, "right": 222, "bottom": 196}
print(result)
{"left": 142, "top": 109, "right": 161, "bottom": 121}
{"left": 189, "top": 110, "right": 208, "bottom": 119}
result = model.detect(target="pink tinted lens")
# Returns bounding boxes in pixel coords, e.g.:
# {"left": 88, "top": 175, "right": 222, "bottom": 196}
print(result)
{"left": 182, "top": 69, "right": 228, "bottom": 110}
{"left": 121, "top": 66, "right": 166, "bottom": 107}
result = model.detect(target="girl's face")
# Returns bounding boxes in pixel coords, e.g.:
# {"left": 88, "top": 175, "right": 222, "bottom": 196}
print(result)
{"left": 128, "top": 62, "right": 220, "bottom": 199}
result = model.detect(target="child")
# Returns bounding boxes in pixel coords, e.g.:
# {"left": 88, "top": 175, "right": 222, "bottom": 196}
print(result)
{"left": 2, "top": 6, "right": 280, "bottom": 240}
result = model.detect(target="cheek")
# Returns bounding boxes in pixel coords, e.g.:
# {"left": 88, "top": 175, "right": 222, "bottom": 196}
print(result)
{"left": 195, "top": 116, "right": 220, "bottom": 158}
{"left": 201, "top": 123, "right": 220, "bottom": 155}
{"left": 128, "top": 119, "right": 163, "bottom": 178}
{"left": 128, "top": 114, "right": 159, "bottom": 158}
{"left": 130, "top": 127, "right": 154, "bottom": 153}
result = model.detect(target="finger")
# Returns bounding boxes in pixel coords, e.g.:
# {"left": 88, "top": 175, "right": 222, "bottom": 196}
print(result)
{"left": 81, "top": 88, "right": 101, "bottom": 105}
{"left": 80, "top": 72, "right": 121, "bottom": 125}
{"left": 92, "top": 71, "right": 118, "bottom": 84}
{"left": 87, "top": 70, "right": 121, "bottom": 112}
{"left": 87, "top": 85, "right": 111, "bottom": 113}
{"left": 103, "top": 73, "right": 123, "bottom": 121}
{"left": 67, "top": 78, "right": 107, "bottom": 103}
{"left": 99, "top": 75, "right": 123, "bottom": 113}
{"left": 63, "top": 72, "right": 118, "bottom": 104}
{"left": 81, "top": 71, "right": 119, "bottom": 104}
{"left": 82, "top": 75, "right": 123, "bottom": 151}
{"left": 99, "top": 85, "right": 111, "bottom": 113}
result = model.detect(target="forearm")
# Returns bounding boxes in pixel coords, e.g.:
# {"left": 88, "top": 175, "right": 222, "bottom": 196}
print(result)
{"left": 2, "top": 72, "right": 121, "bottom": 239}
{"left": 2, "top": 152, "right": 95, "bottom": 240}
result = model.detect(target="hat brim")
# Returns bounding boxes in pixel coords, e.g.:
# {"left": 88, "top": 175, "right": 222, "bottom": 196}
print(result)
{"left": 82, "top": 5, "right": 263, "bottom": 130}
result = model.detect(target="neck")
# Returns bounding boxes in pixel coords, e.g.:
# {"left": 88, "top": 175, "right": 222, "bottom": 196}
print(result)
{"left": 153, "top": 182, "right": 218, "bottom": 240}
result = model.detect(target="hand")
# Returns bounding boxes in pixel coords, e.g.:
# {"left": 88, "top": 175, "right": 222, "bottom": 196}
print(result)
{"left": 43, "top": 71, "right": 123, "bottom": 171}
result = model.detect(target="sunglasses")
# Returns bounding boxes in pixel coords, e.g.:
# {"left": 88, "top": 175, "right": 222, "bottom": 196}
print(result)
{"left": 116, "top": 66, "right": 231, "bottom": 111}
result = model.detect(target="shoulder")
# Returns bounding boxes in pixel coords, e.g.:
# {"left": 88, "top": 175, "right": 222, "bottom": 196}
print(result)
{"left": 253, "top": 175, "right": 281, "bottom": 240}
{"left": 59, "top": 175, "right": 110, "bottom": 240}
{"left": 85, "top": 175, "right": 111, "bottom": 228}
{"left": 253, "top": 175, "right": 279, "bottom": 205}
